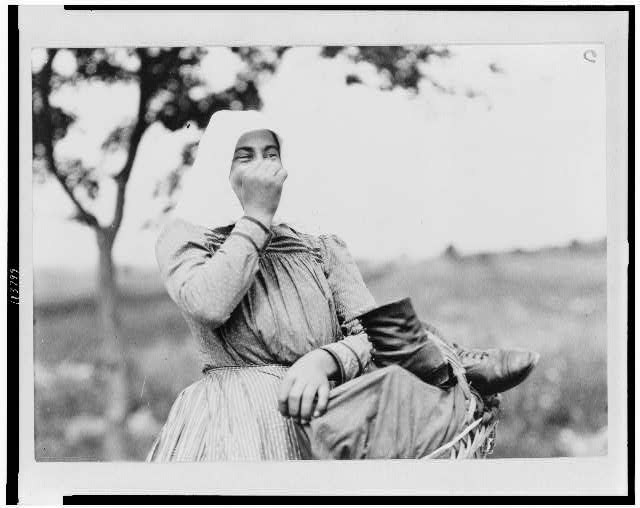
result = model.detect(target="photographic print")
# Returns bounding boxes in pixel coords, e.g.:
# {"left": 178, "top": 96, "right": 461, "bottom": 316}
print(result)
{"left": 31, "top": 42, "right": 607, "bottom": 463}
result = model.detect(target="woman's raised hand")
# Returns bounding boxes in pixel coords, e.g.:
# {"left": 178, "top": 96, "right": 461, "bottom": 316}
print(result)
{"left": 240, "top": 159, "right": 287, "bottom": 227}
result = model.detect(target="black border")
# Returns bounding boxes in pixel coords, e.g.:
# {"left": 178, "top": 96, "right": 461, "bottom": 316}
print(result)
{"left": 62, "top": 4, "right": 634, "bottom": 11}
{"left": 6, "top": 4, "right": 19, "bottom": 506}
{"left": 60, "top": 493, "right": 637, "bottom": 504}
{"left": 627, "top": 3, "right": 635, "bottom": 505}
{"left": 7, "top": 4, "right": 633, "bottom": 505}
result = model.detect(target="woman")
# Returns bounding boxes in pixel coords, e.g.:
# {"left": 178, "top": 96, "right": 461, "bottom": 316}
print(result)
{"left": 147, "top": 110, "right": 538, "bottom": 461}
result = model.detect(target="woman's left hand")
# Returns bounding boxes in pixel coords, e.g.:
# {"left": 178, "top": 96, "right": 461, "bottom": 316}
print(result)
{"left": 277, "top": 350, "right": 337, "bottom": 424}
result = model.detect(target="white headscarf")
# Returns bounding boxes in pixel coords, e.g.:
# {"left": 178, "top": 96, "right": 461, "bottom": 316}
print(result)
{"left": 173, "top": 109, "right": 320, "bottom": 234}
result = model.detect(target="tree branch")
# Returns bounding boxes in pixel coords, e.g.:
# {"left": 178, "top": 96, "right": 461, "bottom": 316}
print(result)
{"left": 110, "top": 49, "right": 150, "bottom": 235}
{"left": 40, "top": 49, "right": 99, "bottom": 229}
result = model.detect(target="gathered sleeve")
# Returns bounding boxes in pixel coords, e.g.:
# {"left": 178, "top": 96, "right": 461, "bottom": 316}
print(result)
{"left": 155, "top": 217, "right": 272, "bottom": 328}
{"left": 317, "top": 234, "right": 378, "bottom": 383}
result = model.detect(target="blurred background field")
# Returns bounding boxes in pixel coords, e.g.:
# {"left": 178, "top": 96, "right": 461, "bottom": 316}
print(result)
{"left": 34, "top": 238, "right": 607, "bottom": 460}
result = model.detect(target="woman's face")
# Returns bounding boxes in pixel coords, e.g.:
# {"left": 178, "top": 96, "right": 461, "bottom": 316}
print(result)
{"left": 229, "top": 129, "right": 281, "bottom": 202}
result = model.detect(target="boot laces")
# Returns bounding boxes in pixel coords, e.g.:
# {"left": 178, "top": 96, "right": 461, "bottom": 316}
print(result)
{"left": 459, "top": 349, "right": 489, "bottom": 362}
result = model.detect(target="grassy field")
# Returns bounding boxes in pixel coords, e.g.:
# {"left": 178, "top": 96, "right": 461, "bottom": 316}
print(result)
{"left": 33, "top": 240, "right": 607, "bottom": 460}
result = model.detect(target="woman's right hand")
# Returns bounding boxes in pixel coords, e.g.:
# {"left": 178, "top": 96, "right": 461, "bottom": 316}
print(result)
{"left": 240, "top": 159, "right": 287, "bottom": 226}
{"left": 278, "top": 349, "right": 335, "bottom": 424}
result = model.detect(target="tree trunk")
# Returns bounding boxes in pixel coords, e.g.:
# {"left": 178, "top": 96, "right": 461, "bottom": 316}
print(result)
{"left": 96, "top": 229, "right": 130, "bottom": 460}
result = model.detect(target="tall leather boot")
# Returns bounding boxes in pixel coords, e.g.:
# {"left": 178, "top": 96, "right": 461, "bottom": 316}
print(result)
{"left": 358, "top": 298, "right": 540, "bottom": 395}
{"left": 451, "top": 343, "right": 540, "bottom": 395}
{"left": 357, "top": 298, "right": 455, "bottom": 387}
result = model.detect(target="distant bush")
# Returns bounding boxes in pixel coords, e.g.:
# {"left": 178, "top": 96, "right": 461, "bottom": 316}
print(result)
{"left": 442, "top": 244, "right": 461, "bottom": 261}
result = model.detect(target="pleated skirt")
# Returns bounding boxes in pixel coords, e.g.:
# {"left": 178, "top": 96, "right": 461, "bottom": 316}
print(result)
{"left": 147, "top": 362, "right": 472, "bottom": 461}
{"left": 146, "top": 364, "right": 306, "bottom": 461}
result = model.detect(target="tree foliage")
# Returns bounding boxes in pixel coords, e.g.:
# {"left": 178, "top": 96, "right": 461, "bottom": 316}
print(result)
{"left": 32, "top": 44, "right": 461, "bottom": 232}
{"left": 320, "top": 45, "right": 454, "bottom": 93}
{"left": 31, "top": 46, "right": 286, "bottom": 232}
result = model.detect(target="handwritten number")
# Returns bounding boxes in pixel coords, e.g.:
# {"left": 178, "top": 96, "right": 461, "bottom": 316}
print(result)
{"left": 8, "top": 268, "right": 19, "bottom": 304}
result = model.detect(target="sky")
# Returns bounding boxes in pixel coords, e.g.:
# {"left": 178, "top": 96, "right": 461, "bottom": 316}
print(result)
{"left": 32, "top": 44, "right": 606, "bottom": 269}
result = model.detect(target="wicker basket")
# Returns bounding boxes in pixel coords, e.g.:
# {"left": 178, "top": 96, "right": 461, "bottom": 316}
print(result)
{"left": 419, "top": 320, "right": 501, "bottom": 460}
{"left": 423, "top": 392, "right": 500, "bottom": 459}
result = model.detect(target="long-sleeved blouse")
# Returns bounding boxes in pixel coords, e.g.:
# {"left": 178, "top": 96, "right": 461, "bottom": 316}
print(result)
{"left": 148, "top": 216, "right": 377, "bottom": 460}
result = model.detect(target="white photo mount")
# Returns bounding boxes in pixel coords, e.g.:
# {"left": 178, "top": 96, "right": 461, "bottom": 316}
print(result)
{"left": 11, "top": 6, "right": 631, "bottom": 503}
